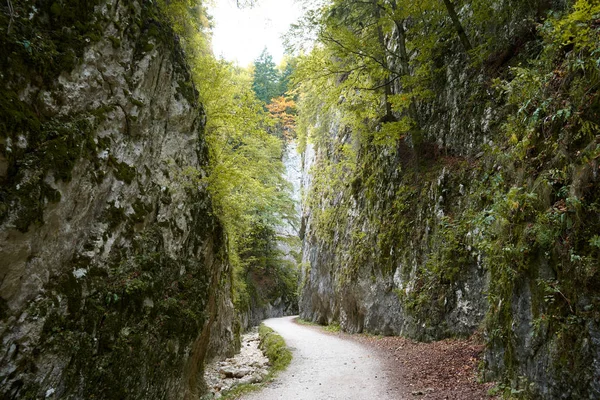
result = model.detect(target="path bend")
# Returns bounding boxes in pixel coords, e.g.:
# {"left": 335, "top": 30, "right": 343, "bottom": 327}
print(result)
{"left": 241, "top": 316, "right": 397, "bottom": 400}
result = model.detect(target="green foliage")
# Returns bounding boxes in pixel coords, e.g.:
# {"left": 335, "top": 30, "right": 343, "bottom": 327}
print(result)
{"left": 251, "top": 50, "right": 297, "bottom": 107}
{"left": 291, "top": 0, "right": 599, "bottom": 396}
{"left": 238, "top": 221, "right": 299, "bottom": 311}
{"left": 252, "top": 48, "right": 282, "bottom": 104}
{"left": 196, "top": 59, "right": 297, "bottom": 311}
{"left": 217, "top": 383, "right": 262, "bottom": 400}
{"left": 294, "top": 318, "right": 318, "bottom": 326}
{"left": 159, "top": 1, "right": 299, "bottom": 316}
{"left": 195, "top": 58, "right": 292, "bottom": 233}
{"left": 289, "top": 0, "right": 484, "bottom": 152}
{"left": 278, "top": 56, "right": 298, "bottom": 98}
{"left": 471, "top": 2, "right": 600, "bottom": 394}
{"left": 323, "top": 322, "right": 341, "bottom": 333}
{"left": 288, "top": 0, "right": 552, "bottom": 154}
{"left": 547, "top": 0, "right": 600, "bottom": 53}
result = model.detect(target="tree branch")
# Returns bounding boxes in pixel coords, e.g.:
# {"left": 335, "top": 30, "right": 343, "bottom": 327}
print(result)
{"left": 321, "top": 33, "right": 391, "bottom": 73}
{"left": 7, "top": 0, "right": 14, "bottom": 35}
{"left": 441, "top": 0, "right": 473, "bottom": 52}
{"left": 353, "top": 76, "right": 401, "bottom": 91}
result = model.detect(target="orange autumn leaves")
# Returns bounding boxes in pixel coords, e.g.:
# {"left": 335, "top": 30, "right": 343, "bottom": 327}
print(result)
{"left": 267, "top": 96, "right": 297, "bottom": 141}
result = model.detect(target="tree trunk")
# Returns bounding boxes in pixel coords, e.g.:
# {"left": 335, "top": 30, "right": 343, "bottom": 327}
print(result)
{"left": 441, "top": 0, "right": 473, "bottom": 52}
{"left": 372, "top": 0, "right": 394, "bottom": 120}
{"left": 387, "top": 0, "right": 423, "bottom": 156}
{"left": 386, "top": 6, "right": 420, "bottom": 129}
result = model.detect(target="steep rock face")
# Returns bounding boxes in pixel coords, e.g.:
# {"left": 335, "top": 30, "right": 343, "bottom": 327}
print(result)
{"left": 298, "top": 55, "right": 494, "bottom": 339}
{"left": 278, "top": 141, "right": 302, "bottom": 260}
{"left": 299, "top": 5, "right": 600, "bottom": 399}
{"left": 299, "top": 110, "right": 489, "bottom": 340}
{"left": 0, "top": 0, "right": 234, "bottom": 398}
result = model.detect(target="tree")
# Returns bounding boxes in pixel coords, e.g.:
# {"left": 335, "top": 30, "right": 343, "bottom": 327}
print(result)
{"left": 441, "top": 0, "right": 472, "bottom": 52}
{"left": 289, "top": 0, "right": 486, "bottom": 151}
{"left": 267, "top": 96, "right": 297, "bottom": 140}
{"left": 161, "top": 0, "right": 298, "bottom": 319}
{"left": 252, "top": 48, "right": 281, "bottom": 104}
{"left": 291, "top": 0, "right": 419, "bottom": 149}
{"left": 278, "top": 57, "right": 297, "bottom": 98}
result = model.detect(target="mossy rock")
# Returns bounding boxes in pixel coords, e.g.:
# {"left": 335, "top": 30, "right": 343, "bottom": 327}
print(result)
{"left": 108, "top": 155, "right": 136, "bottom": 184}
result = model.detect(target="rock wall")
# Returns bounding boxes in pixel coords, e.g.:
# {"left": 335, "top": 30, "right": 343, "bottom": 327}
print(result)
{"left": 0, "top": 0, "right": 235, "bottom": 398}
{"left": 299, "top": 3, "right": 600, "bottom": 398}
{"left": 299, "top": 123, "right": 489, "bottom": 339}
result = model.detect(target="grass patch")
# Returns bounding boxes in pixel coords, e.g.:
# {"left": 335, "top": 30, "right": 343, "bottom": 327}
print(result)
{"left": 323, "top": 323, "right": 341, "bottom": 333}
{"left": 294, "top": 318, "right": 318, "bottom": 326}
{"left": 295, "top": 317, "right": 340, "bottom": 333}
{"left": 258, "top": 324, "right": 292, "bottom": 372}
{"left": 218, "top": 383, "right": 262, "bottom": 400}
{"left": 359, "top": 331, "right": 383, "bottom": 339}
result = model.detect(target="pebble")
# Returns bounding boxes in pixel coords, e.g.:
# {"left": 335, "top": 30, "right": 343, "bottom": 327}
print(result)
{"left": 204, "top": 328, "right": 270, "bottom": 398}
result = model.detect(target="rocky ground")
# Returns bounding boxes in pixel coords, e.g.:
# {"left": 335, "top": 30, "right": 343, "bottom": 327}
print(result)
{"left": 204, "top": 328, "right": 270, "bottom": 398}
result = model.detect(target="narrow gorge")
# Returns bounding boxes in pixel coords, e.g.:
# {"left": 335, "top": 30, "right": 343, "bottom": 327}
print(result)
{"left": 1, "top": 0, "right": 599, "bottom": 399}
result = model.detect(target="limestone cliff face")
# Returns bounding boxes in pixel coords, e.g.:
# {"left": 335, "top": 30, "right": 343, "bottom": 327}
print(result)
{"left": 0, "top": 0, "right": 234, "bottom": 398}
{"left": 299, "top": 6, "right": 600, "bottom": 399}
{"left": 299, "top": 102, "right": 489, "bottom": 340}
{"left": 299, "top": 50, "right": 494, "bottom": 338}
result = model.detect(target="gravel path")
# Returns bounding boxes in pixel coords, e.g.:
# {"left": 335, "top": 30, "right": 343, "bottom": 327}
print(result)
{"left": 241, "top": 316, "right": 398, "bottom": 400}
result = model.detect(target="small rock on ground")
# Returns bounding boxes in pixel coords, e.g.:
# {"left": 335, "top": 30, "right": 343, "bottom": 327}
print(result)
{"left": 204, "top": 327, "right": 270, "bottom": 397}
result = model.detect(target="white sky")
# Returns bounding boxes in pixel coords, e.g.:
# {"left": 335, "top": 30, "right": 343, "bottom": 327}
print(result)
{"left": 208, "top": 0, "right": 303, "bottom": 67}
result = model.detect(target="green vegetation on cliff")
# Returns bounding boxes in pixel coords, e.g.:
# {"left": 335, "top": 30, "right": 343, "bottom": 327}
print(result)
{"left": 3, "top": 0, "right": 598, "bottom": 398}
{"left": 291, "top": 0, "right": 600, "bottom": 397}
{"left": 1, "top": 0, "right": 232, "bottom": 398}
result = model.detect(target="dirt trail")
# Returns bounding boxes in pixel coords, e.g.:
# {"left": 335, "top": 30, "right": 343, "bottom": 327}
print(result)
{"left": 240, "top": 316, "right": 398, "bottom": 400}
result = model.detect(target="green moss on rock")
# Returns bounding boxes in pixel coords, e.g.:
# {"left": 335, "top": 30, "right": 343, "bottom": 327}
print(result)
{"left": 109, "top": 155, "right": 136, "bottom": 184}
